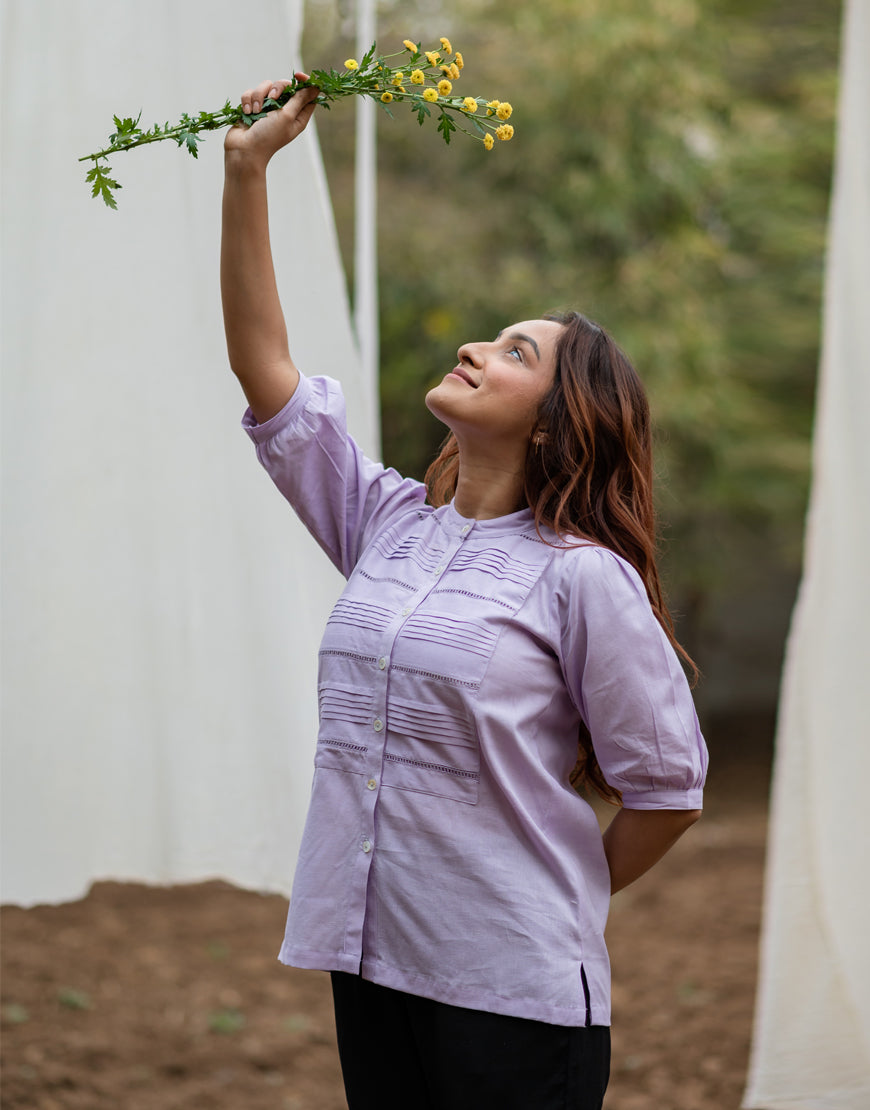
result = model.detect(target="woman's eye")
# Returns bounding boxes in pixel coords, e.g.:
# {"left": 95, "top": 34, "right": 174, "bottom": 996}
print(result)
{"left": 507, "top": 346, "right": 523, "bottom": 361}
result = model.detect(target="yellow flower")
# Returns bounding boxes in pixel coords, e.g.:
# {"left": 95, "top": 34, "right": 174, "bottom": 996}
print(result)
{"left": 496, "top": 123, "right": 514, "bottom": 141}
{"left": 403, "top": 39, "right": 417, "bottom": 52}
{"left": 448, "top": 63, "right": 460, "bottom": 80}
{"left": 425, "top": 51, "right": 441, "bottom": 66}
{"left": 486, "top": 99, "right": 500, "bottom": 116}
{"left": 437, "top": 79, "right": 453, "bottom": 96}
{"left": 344, "top": 59, "right": 359, "bottom": 70}
{"left": 410, "top": 69, "right": 425, "bottom": 85}
{"left": 391, "top": 72, "right": 405, "bottom": 87}
{"left": 439, "top": 37, "right": 453, "bottom": 55}
{"left": 496, "top": 101, "right": 513, "bottom": 120}
{"left": 483, "top": 133, "right": 494, "bottom": 150}
{"left": 454, "top": 52, "right": 464, "bottom": 70}
{"left": 462, "top": 97, "right": 478, "bottom": 113}
{"left": 423, "top": 87, "right": 439, "bottom": 102}
{"left": 380, "top": 91, "right": 393, "bottom": 103}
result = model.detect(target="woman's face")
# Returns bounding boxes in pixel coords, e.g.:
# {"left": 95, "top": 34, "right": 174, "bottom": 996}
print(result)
{"left": 425, "top": 318, "right": 563, "bottom": 450}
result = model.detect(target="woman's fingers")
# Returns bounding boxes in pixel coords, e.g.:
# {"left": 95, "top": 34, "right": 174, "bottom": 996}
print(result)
{"left": 241, "top": 79, "right": 285, "bottom": 114}
{"left": 226, "top": 77, "right": 319, "bottom": 159}
{"left": 241, "top": 77, "right": 313, "bottom": 115}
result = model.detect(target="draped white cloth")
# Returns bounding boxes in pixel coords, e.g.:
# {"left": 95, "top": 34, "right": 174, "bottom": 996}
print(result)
{"left": 743, "top": 0, "right": 870, "bottom": 1104}
{"left": 1, "top": 0, "right": 377, "bottom": 906}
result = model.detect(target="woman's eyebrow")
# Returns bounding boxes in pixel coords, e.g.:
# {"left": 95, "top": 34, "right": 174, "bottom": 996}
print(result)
{"left": 495, "top": 330, "right": 540, "bottom": 359}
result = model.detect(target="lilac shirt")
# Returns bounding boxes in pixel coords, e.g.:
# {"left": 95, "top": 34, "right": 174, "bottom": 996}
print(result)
{"left": 244, "top": 373, "right": 707, "bottom": 1027}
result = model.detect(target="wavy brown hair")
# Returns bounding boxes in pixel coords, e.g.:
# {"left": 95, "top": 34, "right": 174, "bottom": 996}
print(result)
{"left": 425, "top": 311, "right": 698, "bottom": 804}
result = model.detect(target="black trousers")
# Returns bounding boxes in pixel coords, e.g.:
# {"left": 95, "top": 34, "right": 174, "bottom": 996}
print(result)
{"left": 331, "top": 972, "right": 611, "bottom": 1110}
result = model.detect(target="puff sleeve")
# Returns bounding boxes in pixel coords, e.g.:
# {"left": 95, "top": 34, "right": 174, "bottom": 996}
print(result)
{"left": 243, "top": 374, "right": 427, "bottom": 578}
{"left": 558, "top": 545, "right": 707, "bottom": 809}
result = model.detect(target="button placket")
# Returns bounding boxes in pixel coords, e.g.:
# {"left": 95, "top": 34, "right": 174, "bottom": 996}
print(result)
{"left": 369, "top": 526, "right": 468, "bottom": 799}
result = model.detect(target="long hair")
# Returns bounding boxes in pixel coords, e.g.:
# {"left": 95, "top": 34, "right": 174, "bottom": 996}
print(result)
{"left": 424, "top": 311, "right": 698, "bottom": 805}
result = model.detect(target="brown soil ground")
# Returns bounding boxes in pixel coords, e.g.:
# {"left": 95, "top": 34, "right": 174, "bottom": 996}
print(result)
{"left": 1, "top": 752, "right": 769, "bottom": 1110}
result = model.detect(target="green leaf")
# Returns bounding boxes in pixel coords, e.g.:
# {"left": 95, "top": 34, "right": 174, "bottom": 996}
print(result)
{"left": 111, "top": 112, "right": 142, "bottom": 137}
{"left": 85, "top": 163, "right": 120, "bottom": 209}
{"left": 437, "top": 112, "right": 456, "bottom": 145}
{"left": 175, "top": 130, "right": 199, "bottom": 157}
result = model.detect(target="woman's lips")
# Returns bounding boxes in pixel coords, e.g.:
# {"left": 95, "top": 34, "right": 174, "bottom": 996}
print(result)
{"left": 448, "top": 367, "right": 478, "bottom": 388}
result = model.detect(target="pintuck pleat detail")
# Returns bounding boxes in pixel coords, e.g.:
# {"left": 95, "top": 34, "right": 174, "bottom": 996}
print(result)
{"left": 401, "top": 613, "right": 497, "bottom": 659}
{"left": 387, "top": 696, "right": 476, "bottom": 748}
{"left": 328, "top": 598, "right": 395, "bottom": 633}
{"left": 450, "top": 547, "right": 541, "bottom": 588}
{"left": 372, "top": 532, "right": 442, "bottom": 574}
{"left": 319, "top": 686, "right": 374, "bottom": 725}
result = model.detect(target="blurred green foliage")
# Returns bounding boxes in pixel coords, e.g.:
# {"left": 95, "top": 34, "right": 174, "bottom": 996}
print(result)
{"left": 57, "top": 987, "right": 92, "bottom": 1011}
{"left": 304, "top": 0, "right": 841, "bottom": 724}
{"left": 207, "top": 1007, "right": 246, "bottom": 1034}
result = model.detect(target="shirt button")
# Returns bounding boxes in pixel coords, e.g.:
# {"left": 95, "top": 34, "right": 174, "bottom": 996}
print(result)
{"left": 460, "top": 524, "right": 471, "bottom": 536}
{"left": 362, "top": 839, "right": 372, "bottom": 853}
{"left": 373, "top": 718, "right": 384, "bottom": 732}
{"left": 434, "top": 565, "right": 445, "bottom": 576}
{"left": 367, "top": 778, "right": 377, "bottom": 790}
{"left": 378, "top": 657, "right": 387, "bottom": 670}
{"left": 401, "top": 606, "right": 412, "bottom": 616}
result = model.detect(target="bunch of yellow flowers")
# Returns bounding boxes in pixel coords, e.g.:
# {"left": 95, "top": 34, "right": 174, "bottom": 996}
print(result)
{"left": 334, "top": 38, "right": 514, "bottom": 150}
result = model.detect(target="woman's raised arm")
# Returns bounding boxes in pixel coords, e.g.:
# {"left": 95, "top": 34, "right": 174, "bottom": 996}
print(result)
{"left": 221, "top": 77, "right": 319, "bottom": 424}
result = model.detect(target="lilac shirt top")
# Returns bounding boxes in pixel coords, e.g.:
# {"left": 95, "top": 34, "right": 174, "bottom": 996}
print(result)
{"left": 244, "top": 373, "right": 707, "bottom": 1028}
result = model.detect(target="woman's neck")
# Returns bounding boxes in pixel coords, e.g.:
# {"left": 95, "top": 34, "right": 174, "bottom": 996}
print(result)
{"left": 451, "top": 455, "right": 527, "bottom": 521}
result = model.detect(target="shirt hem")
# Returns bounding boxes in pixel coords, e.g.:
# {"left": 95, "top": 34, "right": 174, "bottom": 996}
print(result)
{"left": 278, "top": 945, "right": 611, "bottom": 1027}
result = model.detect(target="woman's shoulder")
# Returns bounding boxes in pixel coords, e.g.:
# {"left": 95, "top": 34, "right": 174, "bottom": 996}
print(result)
{"left": 552, "top": 536, "right": 641, "bottom": 577}
{"left": 548, "top": 537, "right": 650, "bottom": 607}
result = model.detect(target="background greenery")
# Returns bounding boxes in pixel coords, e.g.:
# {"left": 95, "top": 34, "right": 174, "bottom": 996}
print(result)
{"left": 302, "top": 0, "right": 842, "bottom": 752}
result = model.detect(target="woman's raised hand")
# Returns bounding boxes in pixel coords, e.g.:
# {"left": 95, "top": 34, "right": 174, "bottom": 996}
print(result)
{"left": 224, "top": 74, "right": 319, "bottom": 167}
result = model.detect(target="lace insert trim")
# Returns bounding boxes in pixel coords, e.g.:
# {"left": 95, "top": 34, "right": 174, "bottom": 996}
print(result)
{"left": 384, "top": 752, "right": 478, "bottom": 780}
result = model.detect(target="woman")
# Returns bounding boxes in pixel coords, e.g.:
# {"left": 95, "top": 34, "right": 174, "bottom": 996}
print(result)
{"left": 222, "top": 79, "right": 707, "bottom": 1110}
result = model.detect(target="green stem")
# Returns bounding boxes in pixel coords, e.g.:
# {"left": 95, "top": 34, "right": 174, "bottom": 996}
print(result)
{"left": 78, "top": 108, "right": 241, "bottom": 163}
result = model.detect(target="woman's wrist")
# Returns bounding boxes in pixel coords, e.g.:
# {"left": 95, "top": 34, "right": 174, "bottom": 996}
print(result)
{"left": 224, "top": 145, "right": 271, "bottom": 180}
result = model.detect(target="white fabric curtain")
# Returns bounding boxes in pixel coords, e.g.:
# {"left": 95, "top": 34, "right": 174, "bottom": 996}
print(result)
{"left": 743, "top": 0, "right": 870, "bottom": 1105}
{"left": 1, "top": 0, "right": 378, "bottom": 906}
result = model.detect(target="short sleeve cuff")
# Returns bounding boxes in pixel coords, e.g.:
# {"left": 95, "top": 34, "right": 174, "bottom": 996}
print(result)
{"left": 242, "top": 373, "right": 313, "bottom": 445}
{"left": 619, "top": 787, "right": 704, "bottom": 811}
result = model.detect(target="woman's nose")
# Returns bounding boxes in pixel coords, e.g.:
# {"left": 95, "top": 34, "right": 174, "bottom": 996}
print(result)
{"left": 457, "top": 341, "right": 483, "bottom": 366}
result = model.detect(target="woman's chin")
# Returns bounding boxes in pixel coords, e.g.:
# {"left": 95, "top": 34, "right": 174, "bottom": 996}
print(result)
{"left": 424, "top": 385, "right": 452, "bottom": 425}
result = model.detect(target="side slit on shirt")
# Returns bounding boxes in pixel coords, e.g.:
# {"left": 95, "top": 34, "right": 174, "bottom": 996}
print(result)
{"left": 580, "top": 964, "right": 592, "bottom": 1028}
